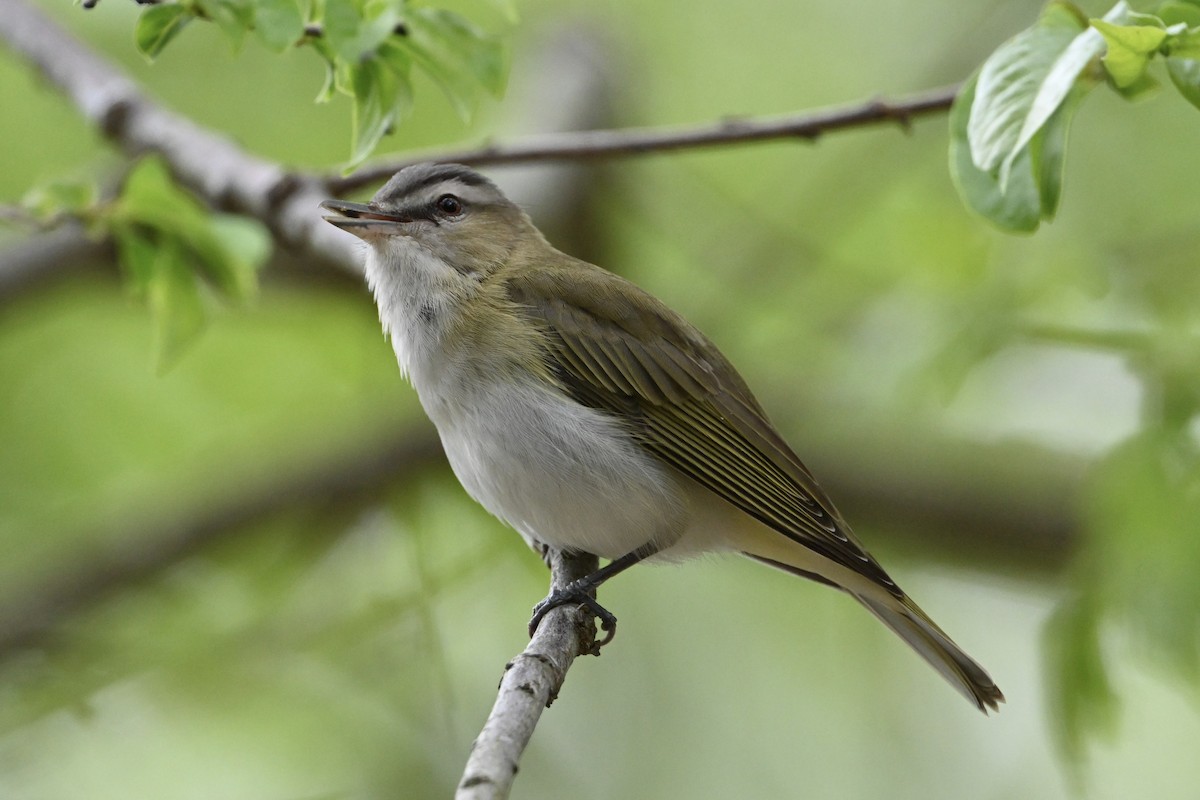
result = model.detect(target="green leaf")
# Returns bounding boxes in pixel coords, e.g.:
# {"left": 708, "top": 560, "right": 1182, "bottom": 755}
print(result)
{"left": 315, "top": 58, "right": 338, "bottom": 103}
{"left": 111, "top": 223, "right": 159, "bottom": 295}
{"left": 320, "top": 0, "right": 401, "bottom": 63}
{"left": 135, "top": 3, "right": 193, "bottom": 60}
{"left": 1164, "top": 24, "right": 1200, "bottom": 58}
{"left": 148, "top": 233, "right": 207, "bottom": 371}
{"left": 355, "top": 0, "right": 404, "bottom": 59}
{"left": 968, "top": 2, "right": 1096, "bottom": 189}
{"left": 951, "top": 74, "right": 1045, "bottom": 231}
{"left": 207, "top": 214, "right": 269, "bottom": 300}
{"left": 1111, "top": 69, "right": 1161, "bottom": 99}
{"left": 116, "top": 158, "right": 267, "bottom": 301}
{"left": 1167, "top": 55, "right": 1200, "bottom": 107}
{"left": 1029, "top": 85, "right": 1081, "bottom": 219}
{"left": 253, "top": 0, "right": 304, "bottom": 52}
{"left": 116, "top": 158, "right": 203, "bottom": 230}
{"left": 1092, "top": 19, "right": 1169, "bottom": 87}
{"left": 195, "top": 0, "right": 253, "bottom": 51}
{"left": 320, "top": 0, "right": 364, "bottom": 60}
{"left": 377, "top": 39, "right": 415, "bottom": 116}
{"left": 401, "top": 7, "right": 508, "bottom": 120}
{"left": 1157, "top": 1, "right": 1200, "bottom": 28}
{"left": 21, "top": 179, "right": 97, "bottom": 222}
{"left": 952, "top": 75, "right": 1082, "bottom": 232}
{"left": 1084, "top": 432, "right": 1200, "bottom": 680}
{"left": 1043, "top": 594, "right": 1119, "bottom": 765}
{"left": 348, "top": 59, "right": 399, "bottom": 169}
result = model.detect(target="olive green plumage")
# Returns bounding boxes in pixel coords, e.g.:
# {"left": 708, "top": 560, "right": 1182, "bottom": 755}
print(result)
{"left": 321, "top": 162, "right": 1004, "bottom": 713}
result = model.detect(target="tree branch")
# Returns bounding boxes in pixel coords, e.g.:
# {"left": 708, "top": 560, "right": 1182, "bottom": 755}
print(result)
{"left": 331, "top": 83, "right": 960, "bottom": 193}
{"left": 0, "top": 0, "right": 962, "bottom": 301}
{"left": 457, "top": 549, "right": 600, "bottom": 800}
{"left": 0, "top": 0, "right": 356, "bottom": 272}
{"left": 0, "top": 224, "right": 112, "bottom": 298}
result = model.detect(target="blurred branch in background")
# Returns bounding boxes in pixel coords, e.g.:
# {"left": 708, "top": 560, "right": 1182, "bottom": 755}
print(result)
{"left": 0, "top": 432, "right": 443, "bottom": 657}
{"left": 0, "top": 224, "right": 111, "bottom": 299}
{"left": 0, "top": 413, "right": 1083, "bottom": 661}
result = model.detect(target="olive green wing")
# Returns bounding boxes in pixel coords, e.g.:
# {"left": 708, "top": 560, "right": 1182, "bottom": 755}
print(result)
{"left": 503, "top": 265, "right": 898, "bottom": 593}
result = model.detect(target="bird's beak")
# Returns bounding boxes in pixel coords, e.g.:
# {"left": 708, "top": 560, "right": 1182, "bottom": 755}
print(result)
{"left": 320, "top": 200, "right": 412, "bottom": 238}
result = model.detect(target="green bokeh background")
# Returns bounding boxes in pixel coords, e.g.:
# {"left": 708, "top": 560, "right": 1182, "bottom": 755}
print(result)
{"left": 2, "top": 0, "right": 1199, "bottom": 798}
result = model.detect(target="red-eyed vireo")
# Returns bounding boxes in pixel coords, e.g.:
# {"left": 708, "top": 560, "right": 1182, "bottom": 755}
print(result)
{"left": 321, "top": 163, "right": 1004, "bottom": 713}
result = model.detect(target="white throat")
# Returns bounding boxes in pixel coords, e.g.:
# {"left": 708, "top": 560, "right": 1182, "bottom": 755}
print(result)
{"left": 363, "top": 237, "right": 472, "bottom": 389}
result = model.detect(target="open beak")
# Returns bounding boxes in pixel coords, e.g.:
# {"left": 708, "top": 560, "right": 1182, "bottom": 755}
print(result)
{"left": 320, "top": 200, "right": 412, "bottom": 237}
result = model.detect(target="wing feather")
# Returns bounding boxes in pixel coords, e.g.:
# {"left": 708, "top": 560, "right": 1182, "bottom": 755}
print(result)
{"left": 504, "top": 265, "right": 896, "bottom": 592}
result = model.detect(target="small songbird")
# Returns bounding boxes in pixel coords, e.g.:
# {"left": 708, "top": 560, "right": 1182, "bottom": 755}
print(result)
{"left": 321, "top": 163, "right": 1004, "bottom": 713}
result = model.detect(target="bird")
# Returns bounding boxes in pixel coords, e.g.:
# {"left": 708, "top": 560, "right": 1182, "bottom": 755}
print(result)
{"left": 320, "top": 162, "right": 1004, "bottom": 713}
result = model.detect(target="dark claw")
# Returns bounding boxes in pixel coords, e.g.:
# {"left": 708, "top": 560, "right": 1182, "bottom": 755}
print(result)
{"left": 528, "top": 581, "right": 618, "bottom": 650}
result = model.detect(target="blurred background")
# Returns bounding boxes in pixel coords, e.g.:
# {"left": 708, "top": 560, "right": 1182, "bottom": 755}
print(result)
{"left": 2, "top": 0, "right": 1200, "bottom": 797}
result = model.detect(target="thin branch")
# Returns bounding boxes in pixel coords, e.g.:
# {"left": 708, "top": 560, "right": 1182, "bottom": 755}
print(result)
{"left": 1022, "top": 322, "right": 1158, "bottom": 353}
{"left": 0, "top": 204, "right": 37, "bottom": 225}
{"left": 457, "top": 550, "right": 600, "bottom": 800}
{"left": 331, "top": 84, "right": 960, "bottom": 193}
{"left": 0, "top": 225, "right": 112, "bottom": 298}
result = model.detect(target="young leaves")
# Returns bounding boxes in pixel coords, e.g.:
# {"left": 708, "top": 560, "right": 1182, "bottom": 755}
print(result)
{"left": 1092, "top": 18, "right": 1168, "bottom": 89}
{"left": 953, "top": 2, "right": 1103, "bottom": 232}
{"left": 953, "top": 0, "right": 1200, "bottom": 231}
{"left": 128, "top": 0, "right": 511, "bottom": 168}
{"left": 316, "top": 3, "right": 508, "bottom": 170}
{"left": 401, "top": 8, "right": 508, "bottom": 120}
{"left": 135, "top": 3, "right": 193, "bottom": 60}
{"left": 252, "top": 0, "right": 305, "bottom": 52}
{"left": 110, "top": 158, "right": 269, "bottom": 368}
{"left": 20, "top": 179, "right": 99, "bottom": 226}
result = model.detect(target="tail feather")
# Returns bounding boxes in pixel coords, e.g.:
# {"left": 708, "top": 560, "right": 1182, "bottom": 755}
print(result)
{"left": 743, "top": 552, "right": 1003, "bottom": 713}
{"left": 856, "top": 592, "right": 1005, "bottom": 714}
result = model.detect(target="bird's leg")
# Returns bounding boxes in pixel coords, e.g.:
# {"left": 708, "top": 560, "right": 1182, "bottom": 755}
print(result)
{"left": 529, "top": 542, "right": 660, "bottom": 649}
{"left": 535, "top": 540, "right": 554, "bottom": 568}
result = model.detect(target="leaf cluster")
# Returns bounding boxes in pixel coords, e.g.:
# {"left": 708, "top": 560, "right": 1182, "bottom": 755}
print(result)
{"left": 952, "top": 0, "right": 1200, "bottom": 232}
{"left": 131, "top": 0, "right": 511, "bottom": 168}
{"left": 21, "top": 159, "right": 271, "bottom": 368}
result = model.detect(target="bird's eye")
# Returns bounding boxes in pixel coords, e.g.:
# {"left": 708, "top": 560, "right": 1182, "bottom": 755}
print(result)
{"left": 436, "top": 194, "right": 463, "bottom": 216}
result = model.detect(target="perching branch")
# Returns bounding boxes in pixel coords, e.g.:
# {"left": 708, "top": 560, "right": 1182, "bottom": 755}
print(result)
{"left": 330, "top": 83, "right": 960, "bottom": 193}
{"left": 456, "top": 549, "right": 601, "bottom": 800}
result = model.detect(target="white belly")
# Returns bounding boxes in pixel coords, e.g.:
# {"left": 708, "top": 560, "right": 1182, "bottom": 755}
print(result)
{"left": 425, "top": 378, "right": 689, "bottom": 560}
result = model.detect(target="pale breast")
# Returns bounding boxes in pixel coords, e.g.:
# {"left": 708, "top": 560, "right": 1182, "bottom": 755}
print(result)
{"left": 366, "top": 241, "right": 693, "bottom": 559}
{"left": 428, "top": 378, "right": 689, "bottom": 560}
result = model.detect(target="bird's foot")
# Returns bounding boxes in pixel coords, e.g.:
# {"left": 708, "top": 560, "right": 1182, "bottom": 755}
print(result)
{"left": 528, "top": 580, "right": 617, "bottom": 651}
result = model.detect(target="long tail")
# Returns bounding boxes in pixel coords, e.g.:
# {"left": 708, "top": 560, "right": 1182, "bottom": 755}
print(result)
{"left": 744, "top": 552, "right": 1004, "bottom": 713}
{"left": 855, "top": 591, "right": 1004, "bottom": 713}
